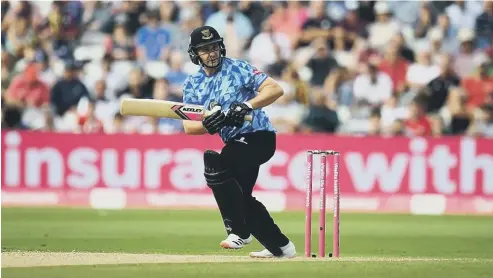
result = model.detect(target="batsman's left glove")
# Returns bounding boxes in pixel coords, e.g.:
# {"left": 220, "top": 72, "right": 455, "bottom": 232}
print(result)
{"left": 202, "top": 108, "right": 227, "bottom": 135}
{"left": 225, "top": 102, "right": 252, "bottom": 128}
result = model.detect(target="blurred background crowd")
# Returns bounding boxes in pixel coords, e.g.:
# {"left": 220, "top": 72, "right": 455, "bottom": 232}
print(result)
{"left": 1, "top": 0, "right": 492, "bottom": 137}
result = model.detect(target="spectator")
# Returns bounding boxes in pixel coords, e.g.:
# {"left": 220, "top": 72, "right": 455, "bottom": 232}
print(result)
{"left": 296, "top": 0, "right": 333, "bottom": 48}
{"left": 427, "top": 28, "right": 446, "bottom": 65}
{"left": 445, "top": 87, "right": 473, "bottom": 135}
{"left": 414, "top": 4, "right": 435, "bottom": 39}
{"left": 454, "top": 28, "right": 487, "bottom": 78}
{"left": 77, "top": 102, "right": 104, "bottom": 134}
{"left": 205, "top": 1, "right": 254, "bottom": 54}
{"left": 300, "top": 90, "right": 339, "bottom": 133}
{"left": 475, "top": 1, "right": 493, "bottom": 49}
{"left": 404, "top": 96, "right": 433, "bottom": 137}
{"left": 91, "top": 79, "right": 120, "bottom": 129}
{"left": 5, "top": 17, "right": 34, "bottom": 57}
{"left": 4, "top": 63, "right": 50, "bottom": 109}
{"left": 267, "top": 1, "right": 304, "bottom": 44}
{"left": 406, "top": 48, "right": 440, "bottom": 91}
{"left": 430, "top": 13, "right": 458, "bottom": 54}
{"left": 423, "top": 53, "right": 461, "bottom": 114}
{"left": 324, "top": 67, "right": 353, "bottom": 107}
{"left": 34, "top": 50, "right": 57, "bottom": 87}
{"left": 136, "top": 10, "right": 172, "bottom": 62}
{"left": 153, "top": 78, "right": 184, "bottom": 134}
{"left": 378, "top": 43, "right": 409, "bottom": 95}
{"left": 280, "top": 64, "right": 310, "bottom": 105}
{"left": 367, "top": 1, "right": 400, "bottom": 51}
{"left": 338, "top": 7, "right": 368, "bottom": 38}
{"left": 248, "top": 20, "right": 292, "bottom": 71}
{"left": 105, "top": 24, "right": 135, "bottom": 61}
{"left": 305, "top": 38, "right": 339, "bottom": 87}
{"left": 50, "top": 60, "right": 91, "bottom": 117}
{"left": 390, "top": 33, "right": 415, "bottom": 63}
{"left": 353, "top": 62, "right": 393, "bottom": 107}
{"left": 116, "top": 67, "right": 153, "bottom": 100}
{"left": 263, "top": 79, "right": 305, "bottom": 134}
{"left": 101, "top": 1, "right": 146, "bottom": 36}
{"left": 445, "top": 0, "right": 483, "bottom": 30}
{"left": 461, "top": 59, "right": 493, "bottom": 110}
{"left": 468, "top": 104, "right": 493, "bottom": 137}
{"left": 166, "top": 52, "right": 188, "bottom": 101}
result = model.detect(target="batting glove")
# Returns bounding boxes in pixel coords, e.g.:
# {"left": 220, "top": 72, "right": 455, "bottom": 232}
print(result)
{"left": 226, "top": 102, "right": 252, "bottom": 128}
{"left": 202, "top": 109, "right": 227, "bottom": 135}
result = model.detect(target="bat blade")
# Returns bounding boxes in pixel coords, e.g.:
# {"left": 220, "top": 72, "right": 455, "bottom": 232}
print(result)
{"left": 120, "top": 99, "right": 253, "bottom": 122}
{"left": 120, "top": 99, "right": 206, "bottom": 121}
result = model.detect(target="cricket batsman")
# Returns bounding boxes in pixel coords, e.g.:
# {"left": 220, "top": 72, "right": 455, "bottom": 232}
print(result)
{"left": 182, "top": 26, "right": 296, "bottom": 258}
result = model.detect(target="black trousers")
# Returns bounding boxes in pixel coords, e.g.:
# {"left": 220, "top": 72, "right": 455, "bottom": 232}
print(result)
{"left": 218, "top": 130, "right": 290, "bottom": 253}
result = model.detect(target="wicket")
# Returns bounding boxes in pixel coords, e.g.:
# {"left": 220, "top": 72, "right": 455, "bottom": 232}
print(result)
{"left": 305, "top": 150, "right": 340, "bottom": 258}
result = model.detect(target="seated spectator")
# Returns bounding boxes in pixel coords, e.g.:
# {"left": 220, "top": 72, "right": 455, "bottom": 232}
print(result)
{"left": 248, "top": 20, "right": 292, "bottom": 72}
{"left": 4, "top": 63, "right": 50, "bottom": 109}
{"left": 327, "top": 26, "right": 359, "bottom": 69}
{"left": 445, "top": 87, "right": 473, "bottom": 135}
{"left": 34, "top": 50, "right": 57, "bottom": 87}
{"left": 300, "top": 90, "right": 339, "bottom": 133}
{"left": 406, "top": 48, "right": 440, "bottom": 91}
{"left": 433, "top": 13, "right": 459, "bottom": 53}
{"left": 105, "top": 24, "right": 135, "bottom": 61}
{"left": 116, "top": 67, "right": 153, "bottom": 99}
{"left": 50, "top": 60, "right": 91, "bottom": 117}
{"left": 353, "top": 62, "right": 393, "bottom": 107}
{"left": 205, "top": 1, "right": 254, "bottom": 55}
{"left": 91, "top": 79, "right": 120, "bottom": 129}
{"left": 468, "top": 104, "right": 493, "bottom": 137}
{"left": 378, "top": 44, "right": 409, "bottom": 95}
{"left": 305, "top": 38, "right": 339, "bottom": 87}
{"left": 427, "top": 28, "right": 446, "bottom": 65}
{"left": 461, "top": 60, "right": 493, "bottom": 110}
{"left": 404, "top": 96, "right": 432, "bottom": 137}
{"left": 136, "top": 10, "right": 172, "bottom": 62}
{"left": 454, "top": 28, "right": 488, "bottom": 78}
{"left": 367, "top": 1, "right": 400, "bottom": 51}
{"left": 422, "top": 53, "right": 461, "bottom": 114}
{"left": 324, "top": 67, "right": 353, "bottom": 107}
{"left": 389, "top": 33, "right": 415, "bottom": 63}
{"left": 166, "top": 52, "right": 189, "bottom": 101}
{"left": 475, "top": 1, "right": 493, "bottom": 50}
{"left": 445, "top": 0, "right": 483, "bottom": 30}
{"left": 280, "top": 65, "right": 310, "bottom": 106}
{"left": 413, "top": 4, "right": 434, "bottom": 39}
{"left": 268, "top": 1, "right": 304, "bottom": 45}
{"left": 295, "top": 0, "right": 333, "bottom": 48}
{"left": 77, "top": 102, "right": 104, "bottom": 134}
{"left": 5, "top": 17, "right": 34, "bottom": 57}
{"left": 263, "top": 80, "right": 305, "bottom": 134}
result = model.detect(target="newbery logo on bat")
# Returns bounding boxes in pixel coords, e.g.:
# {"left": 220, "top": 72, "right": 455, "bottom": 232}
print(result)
{"left": 172, "top": 105, "right": 205, "bottom": 121}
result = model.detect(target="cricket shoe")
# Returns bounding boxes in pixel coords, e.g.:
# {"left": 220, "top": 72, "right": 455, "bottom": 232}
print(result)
{"left": 249, "top": 241, "right": 296, "bottom": 258}
{"left": 220, "top": 234, "right": 253, "bottom": 249}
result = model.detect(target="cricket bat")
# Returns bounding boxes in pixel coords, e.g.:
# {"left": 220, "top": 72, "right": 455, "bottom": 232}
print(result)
{"left": 120, "top": 99, "right": 253, "bottom": 121}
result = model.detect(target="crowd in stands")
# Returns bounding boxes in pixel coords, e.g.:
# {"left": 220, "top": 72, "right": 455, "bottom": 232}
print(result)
{"left": 1, "top": 0, "right": 493, "bottom": 137}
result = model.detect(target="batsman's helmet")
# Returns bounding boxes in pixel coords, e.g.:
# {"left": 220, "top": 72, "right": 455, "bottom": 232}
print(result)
{"left": 188, "top": 26, "right": 226, "bottom": 68}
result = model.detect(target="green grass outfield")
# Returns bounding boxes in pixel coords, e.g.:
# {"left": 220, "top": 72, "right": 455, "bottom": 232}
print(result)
{"left": 2, "top": 207, "right": 493, "bottom": 278}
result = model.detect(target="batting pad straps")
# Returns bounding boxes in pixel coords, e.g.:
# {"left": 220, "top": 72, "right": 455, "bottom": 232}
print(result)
{"left": 203, "top": 149, "right": 234, "bottom": 187}
{"left": 204, "top": 168, "right": 233, "bottom": 186}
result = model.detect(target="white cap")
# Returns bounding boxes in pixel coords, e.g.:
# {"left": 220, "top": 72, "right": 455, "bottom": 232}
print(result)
{"left": 428, "top": 28, "right": 444, "bottom": 41}
{"left": 457, "top": 28, "right": 476, "bottom": 42}
{"left": 374, "top": 1, "right": 391, "bottom": 15}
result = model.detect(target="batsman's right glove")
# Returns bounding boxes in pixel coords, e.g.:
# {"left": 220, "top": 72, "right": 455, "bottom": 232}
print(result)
{"left": 202, "top": 108, "right": 227, "bottom": 135}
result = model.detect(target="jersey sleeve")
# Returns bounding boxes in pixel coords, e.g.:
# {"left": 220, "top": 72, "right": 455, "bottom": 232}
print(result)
{"left": 238, "top": 60, "right": 268, "bottom": 92}
{"left": 182, "top": 77, "right": 199, "bottom": 105}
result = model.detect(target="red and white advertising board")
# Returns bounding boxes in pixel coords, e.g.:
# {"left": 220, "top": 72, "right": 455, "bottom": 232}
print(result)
{"left": 2, "top": 131, "right": 493, "bottom": 214}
